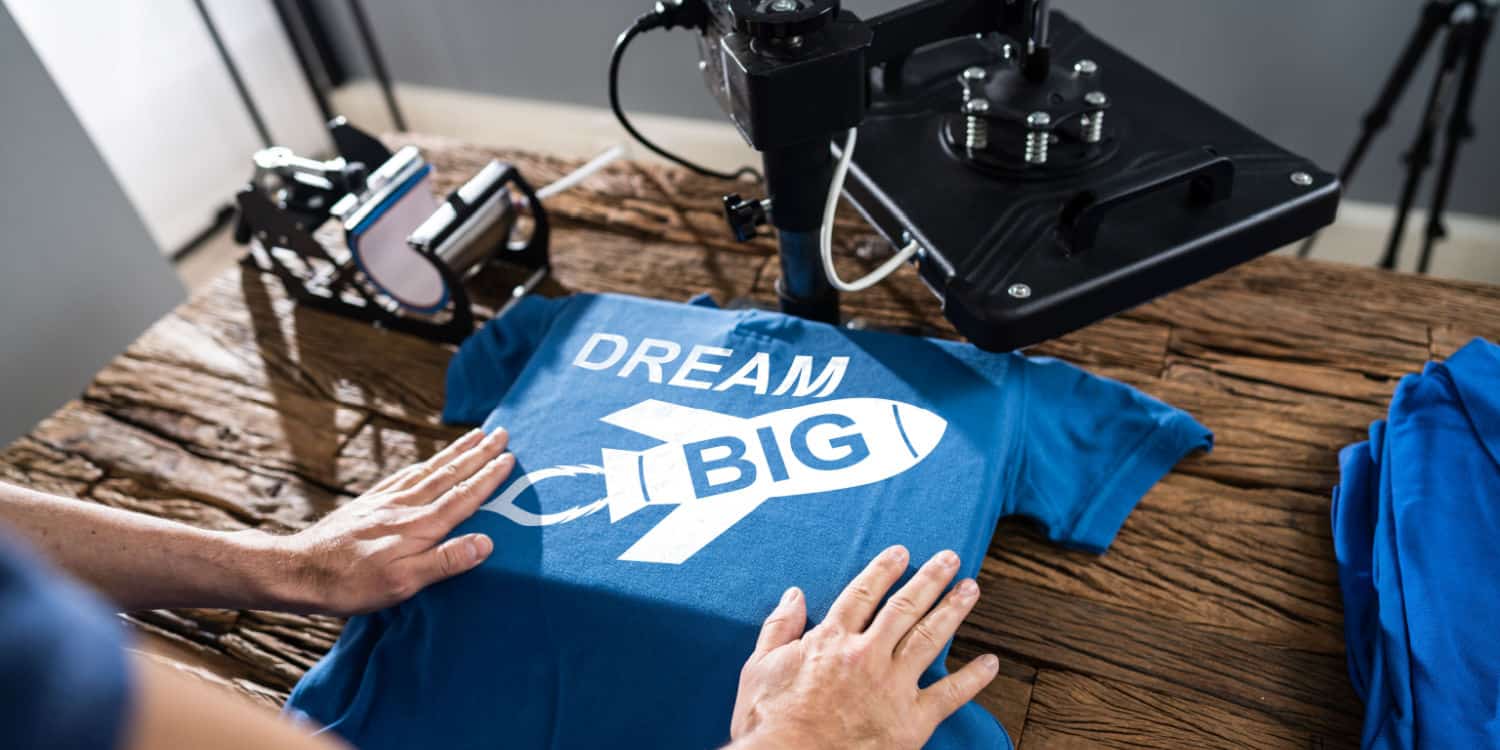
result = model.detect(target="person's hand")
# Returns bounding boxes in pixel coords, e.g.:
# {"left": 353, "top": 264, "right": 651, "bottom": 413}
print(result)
{"left": 257, "top": 428, "right": 513, "bottom": 616}
{"left": 728, "top": 546, "right": 998, "bottom": 750}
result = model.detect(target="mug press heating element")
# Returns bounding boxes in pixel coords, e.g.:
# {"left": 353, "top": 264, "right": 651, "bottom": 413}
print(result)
{"left": 333, "top": 149, "right": 519, "bottom": 316}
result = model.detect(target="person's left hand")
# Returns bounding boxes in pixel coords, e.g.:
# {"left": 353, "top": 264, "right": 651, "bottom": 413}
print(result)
{"left": 250, "top": 428, "right": 513, "bottom": 616}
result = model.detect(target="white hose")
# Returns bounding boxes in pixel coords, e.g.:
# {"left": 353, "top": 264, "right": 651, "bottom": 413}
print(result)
{"left": 536, "top": 145, "right": 627, "bottom": 200}
{"left": 820, "top": 128, "right": 922, "bottom": 293}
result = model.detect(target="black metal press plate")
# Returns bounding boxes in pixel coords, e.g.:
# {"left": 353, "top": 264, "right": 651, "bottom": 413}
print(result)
{"left": 843, "top": 12, "right": 1341, "bottom": 352}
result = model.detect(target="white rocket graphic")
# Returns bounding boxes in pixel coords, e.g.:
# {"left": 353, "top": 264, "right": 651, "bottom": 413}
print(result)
{"left": 479, "top": 398, "right": 947, "bottom": 564}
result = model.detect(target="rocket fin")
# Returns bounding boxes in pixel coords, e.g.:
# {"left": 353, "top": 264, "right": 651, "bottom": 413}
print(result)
{"left": 600, "top": 399, "right": 747, "bottom": 443}
{"left": 618, "top": 493, "right": 770, "bottom": 565}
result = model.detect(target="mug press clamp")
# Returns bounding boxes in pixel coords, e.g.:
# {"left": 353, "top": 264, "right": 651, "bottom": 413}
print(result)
{"left": 232, "top": 118, "right": 550, "bottom": 345}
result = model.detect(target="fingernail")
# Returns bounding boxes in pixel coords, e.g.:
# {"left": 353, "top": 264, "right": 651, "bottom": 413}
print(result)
{"left": 484, "top": 429, "right": 507, "bottom": 447}
{"left": 884, "top": 545, "right": 908, "bottom": 564}
{"left": 782, "top": 586, "right": 801, "bottom": 604}
{"left": 957, "top": 579, "right": 979, "bottom": 598}
{"left": 981, "top": 654, "right": 999, "bottom": 672}
{"left": 470, "top": 535, "right": 493, "bottom": 561}
{"left": 494, "top": 452, "right": 515, "bottom": 466}
{"left": 934, "top": 550, "right": 959, "bottom": 569}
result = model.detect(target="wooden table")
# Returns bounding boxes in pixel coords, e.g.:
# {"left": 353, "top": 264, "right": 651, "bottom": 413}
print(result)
{"left": 6, "top": 134, "right": 1498, "bottom": 748}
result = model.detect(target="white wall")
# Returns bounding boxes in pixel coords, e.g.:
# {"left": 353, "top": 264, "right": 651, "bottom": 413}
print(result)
{"left": 0, "top": 4, "right": 185, "bottom": 444}
{"left": 5, "top": 0, "right": 327, "bottom": 254}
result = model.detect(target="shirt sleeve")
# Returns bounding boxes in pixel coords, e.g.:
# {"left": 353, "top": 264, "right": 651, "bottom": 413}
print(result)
{"left": 0, "top": 529, "right": 133, "bottom": 750}
{"left": 443, "top": 294, "right": 566, "bottom": 425}
{"left": 1005, "top": 356, "right": 1212, "bottom": 552}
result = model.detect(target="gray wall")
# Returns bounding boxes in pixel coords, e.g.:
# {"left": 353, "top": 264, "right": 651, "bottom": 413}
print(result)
{"left": 0, "top": 5, "right": 184, "bottom": 445}
{"left": 321, "top": 0, "right": 1498, "bottom": 218}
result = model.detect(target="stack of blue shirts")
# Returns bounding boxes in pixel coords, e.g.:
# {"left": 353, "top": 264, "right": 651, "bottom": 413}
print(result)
{"left": 1332, "top": 338, "right": 1500, "bottom": 749}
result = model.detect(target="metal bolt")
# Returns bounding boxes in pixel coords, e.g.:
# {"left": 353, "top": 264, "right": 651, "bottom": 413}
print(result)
{"left": 769, "top": 0, "right": 800, "bottom": 11}
{"left": 1081, "top": 92, "right": 1108, "bottom": 144}
{"left": 1073, "top": 59, "right": 1098, "bottom": 76}
{"left": 1291, "top": 171, "right": 1314, "bottom": 186}
{"left": 1008, "top": 283, "right": 1032, "bottom": 299}
{"left": 964, "top": 99, "right": 991, "bottom": 156}
{"left": 1025, "top": 111, "right": 1050, "bottom": 165}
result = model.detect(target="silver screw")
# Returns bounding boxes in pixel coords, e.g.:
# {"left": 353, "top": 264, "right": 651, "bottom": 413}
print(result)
{"left": 1008, "top": 283, "right": 1032, "bottom": 299}
{"left": 769, "top": 0, "right": 799, "bottom": 11}
{"left": 1025, "top": 111, "right": 1051, "bottom": 165}
{"left": 1082, "top": 91, "right": 1108, "bottom": 144}
{"left": 1073, "top": 59, "right": 1098, "bottom": 76}
{"left": 1291, "top": 171, "right": 1314, "bottom": 186}
{"left": 964, "top": 99, "right": 991, "bottom": 156}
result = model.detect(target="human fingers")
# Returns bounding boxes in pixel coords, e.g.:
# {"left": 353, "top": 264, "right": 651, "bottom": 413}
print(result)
{"left": 754, "top": 587, "right": 808, "bottom": 657}
{"left": 866, "top": 550, "right": 959, "bottom": 652}
{"left": 390, "top": 533, "right": 495, "bottom": 598}
{"left": 918, "top": 652, "right": 999, "bottom": 725}
{"left": 422, "top": 453, "right": 516, "bottom": 531}
{"left": 403, "top": 429, "right": 509, "bottom": 503}
{"left": 373, "top": 429, "right": 484, "bottom": 494}
{"left": 824, "top": 545, "right": 908, "bottom": 633}
{"left": 895, "top": 577, "right": 980, "bottom": 676}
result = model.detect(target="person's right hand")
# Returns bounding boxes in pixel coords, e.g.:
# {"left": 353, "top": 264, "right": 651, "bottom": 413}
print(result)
{"left": 727, "top": 546, "right": 998, "bottom": 750}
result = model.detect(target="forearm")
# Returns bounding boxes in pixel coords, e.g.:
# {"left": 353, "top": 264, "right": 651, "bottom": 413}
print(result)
{"left": 0, "top": 481, "right": 292, "bottom": 612}
{"left": 124, "top": 653, "right": 348, "bottom": 750}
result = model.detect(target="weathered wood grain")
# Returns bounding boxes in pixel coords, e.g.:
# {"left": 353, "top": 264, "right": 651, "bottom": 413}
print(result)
{"left": 986, "top": 473, "right": 1345, "bottom": 656}
{"left": 1019, "top": 669, "right": 1357, "bottom": 750}
{"left": 960, "top": 574, "right": 1362, "bottom": 742}
{"left": 3, "top": 137, "right": 1495, "bottom": 746}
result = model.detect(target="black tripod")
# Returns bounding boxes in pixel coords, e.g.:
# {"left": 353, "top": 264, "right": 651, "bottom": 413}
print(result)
{"left": 1300, "top": 0, "right": 1495, "bottom": 273}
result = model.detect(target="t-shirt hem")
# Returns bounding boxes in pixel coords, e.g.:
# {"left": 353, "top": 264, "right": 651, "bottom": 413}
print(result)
{"left": 1070, "top": 412, "right": 1212, "bottom": 552}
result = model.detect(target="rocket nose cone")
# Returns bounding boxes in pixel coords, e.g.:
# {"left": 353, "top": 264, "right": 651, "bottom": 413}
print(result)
{"left": 895, "top": 403, "right": 948, "bottom": 459}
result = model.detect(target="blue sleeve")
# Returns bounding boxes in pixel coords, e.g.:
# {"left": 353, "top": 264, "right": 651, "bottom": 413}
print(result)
{"left": 0, "top": 529, "right": 132, "bottom": 750}
{"left": 1331, "top": 421, "right": 1384, "bottom": 702}
{"left": 1005, "top": 357, "right": 1213, "bottom": 552}
{"left": 443, "top": 295, "right": 566, "bottom": 425}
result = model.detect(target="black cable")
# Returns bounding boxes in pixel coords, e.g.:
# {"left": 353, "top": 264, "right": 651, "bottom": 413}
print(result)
{"left": 610, "top": 17, "right": 763, "bottom": 183}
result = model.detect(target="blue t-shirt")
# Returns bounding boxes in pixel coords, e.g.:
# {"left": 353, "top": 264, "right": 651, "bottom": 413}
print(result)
{"left": 0, "top": 528, "right": 132, "bottom": 750}
{"left": 1332, "top": 338, "right": 1500, "bottom": 749}
{"left": 288, "top": 293, "right": 1212, "bottom": 749}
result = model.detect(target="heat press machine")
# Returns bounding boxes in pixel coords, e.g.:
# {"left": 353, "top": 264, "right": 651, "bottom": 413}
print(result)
{"left": 233, "top": 118, "right": 550, "bottom": 344}
{"left": 613, "top": 0, "right": 1342, "bottom": 351}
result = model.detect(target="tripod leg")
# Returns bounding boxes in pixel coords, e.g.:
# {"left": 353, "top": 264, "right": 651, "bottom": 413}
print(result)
{"left": 1379, "top": 12, "right": 1471, "bottom": 270}
{"left": 1418, "top": 3, "right": 1493, "bottom": 274}
{"left": 1301, "top": 0, "right": 1452, "bottom": 259}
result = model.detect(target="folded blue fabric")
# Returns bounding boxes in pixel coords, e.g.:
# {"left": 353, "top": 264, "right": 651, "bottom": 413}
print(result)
{"left": 1333, "top": 338, "right": 1500, "bottom": 749}
{"left": 289, "top": 293, "right": 1212, "bottom": 749}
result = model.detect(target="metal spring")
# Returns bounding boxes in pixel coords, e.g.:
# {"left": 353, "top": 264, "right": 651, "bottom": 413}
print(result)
{"left": 1024, "top": 130, "right": 1048, "bottom": 164}
{"left": 963, "top": 99, "right": 990, "bottom": 155}
{"left": 966, "top": 115, "right": 990, "bottom": 153}
{"left": 1083, "top": 111, "right": 1104, "bottom": 143}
